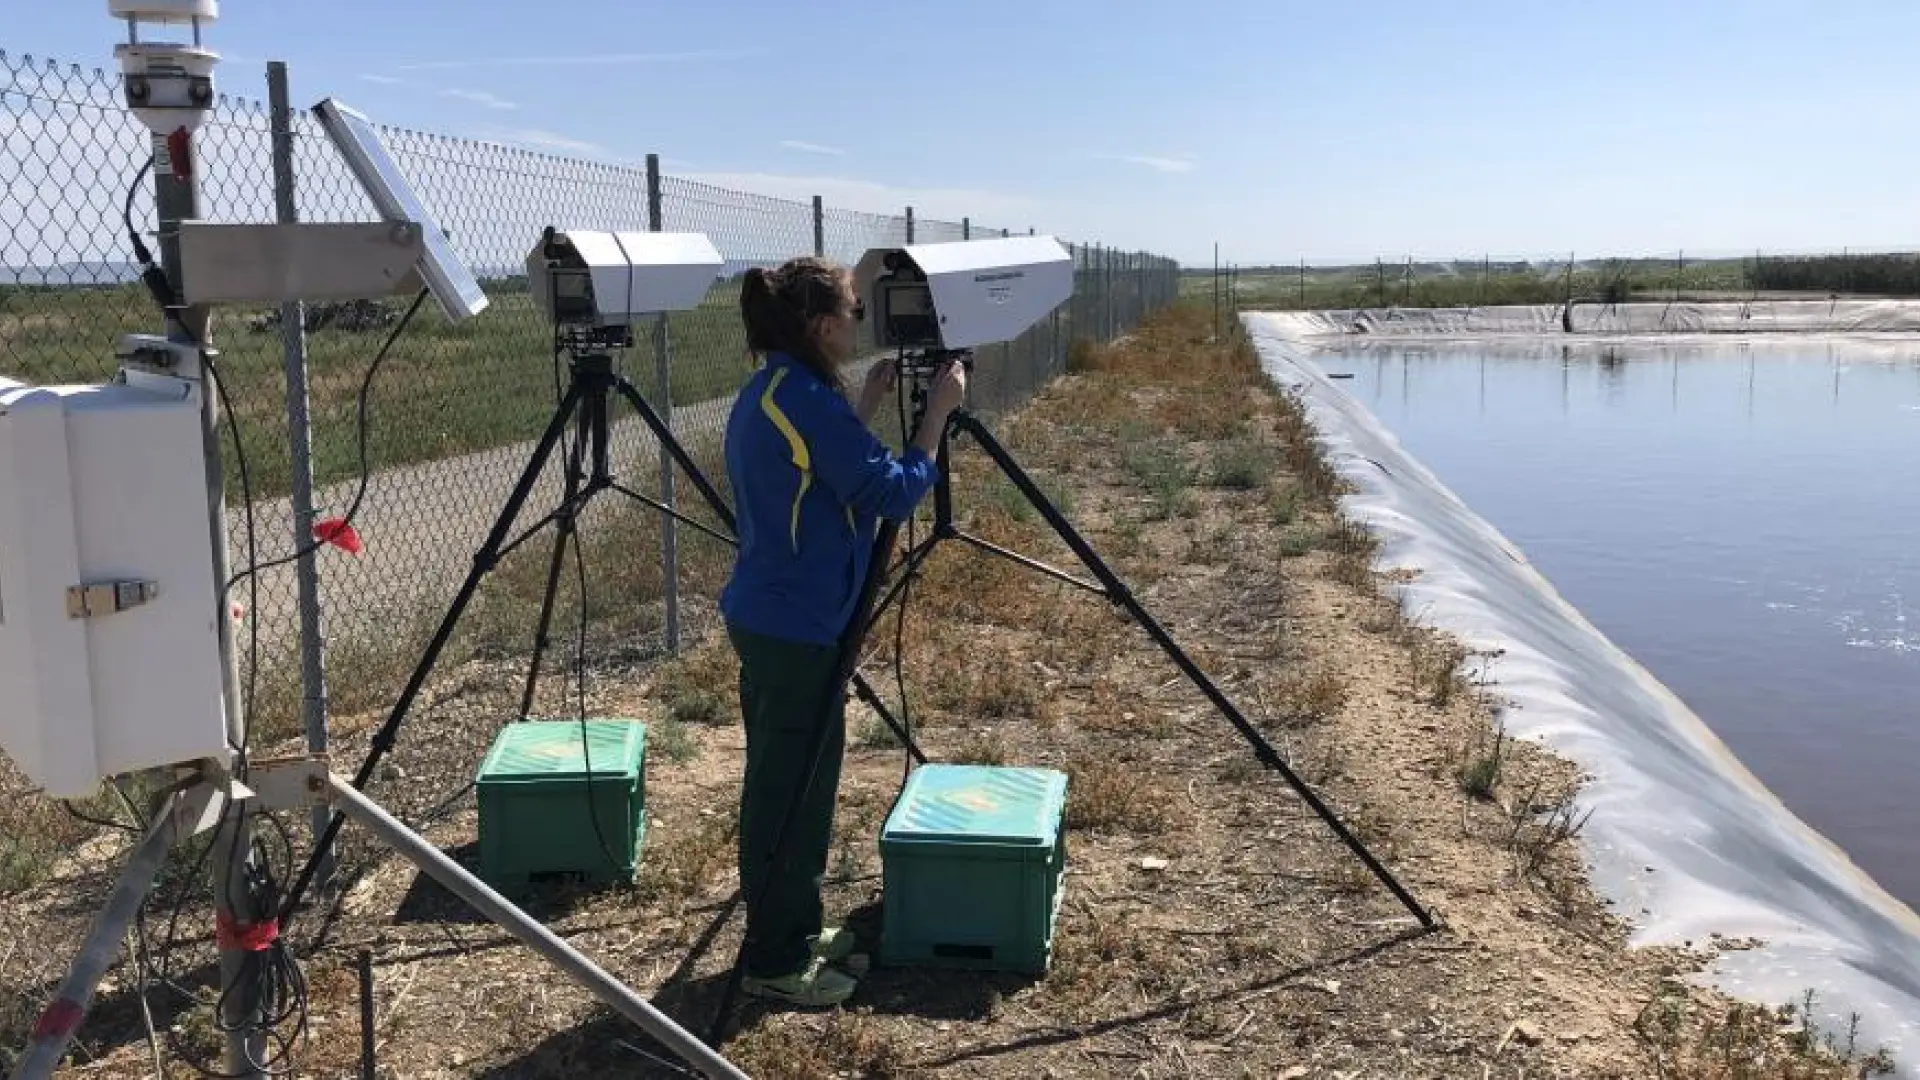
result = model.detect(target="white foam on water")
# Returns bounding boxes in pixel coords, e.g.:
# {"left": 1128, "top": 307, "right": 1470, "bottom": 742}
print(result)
{"left": 1245, "top": 309, "right": 1920, "bottom": 1071}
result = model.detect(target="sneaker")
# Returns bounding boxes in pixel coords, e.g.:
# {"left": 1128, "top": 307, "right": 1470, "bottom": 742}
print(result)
{"left": 740, "top": 957, "right": 858, "bottom": 1008}
{"left": 811, "top": 926, "right": 859, "bottom": 963}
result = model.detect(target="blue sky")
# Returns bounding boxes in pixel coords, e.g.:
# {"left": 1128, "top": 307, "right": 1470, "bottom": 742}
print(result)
{"left": 17, "top": 0, "right": 1920, "bottom": 267}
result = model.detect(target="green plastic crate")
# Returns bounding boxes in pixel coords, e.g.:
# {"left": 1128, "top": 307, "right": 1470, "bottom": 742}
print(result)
{"left": 878, "top": 763, "right": 1069, "bottom": 975}
{"left": 475, "top": 718, "right": 647, "bottom": 889}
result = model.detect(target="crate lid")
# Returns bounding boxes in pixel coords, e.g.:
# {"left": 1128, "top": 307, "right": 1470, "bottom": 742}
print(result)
{"left": 476, "top": 719, "right": 645, "bottom": 784}
{"left": 882, "top": 764, "right": 1068, "bottom": 847}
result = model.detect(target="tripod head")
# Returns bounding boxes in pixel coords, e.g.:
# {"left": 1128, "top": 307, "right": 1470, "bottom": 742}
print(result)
{"left": 895, "top": 347, "right": 973, "bottom": 432}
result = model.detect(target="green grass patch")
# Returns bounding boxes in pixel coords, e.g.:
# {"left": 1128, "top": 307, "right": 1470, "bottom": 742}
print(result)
{"left": 1207, "top": 437, "right": 1270, "bottom": 490}
{"left": 1121, "top": 439, "right": 1195, "bottom": 520}
{"left": 0, "top": 280, "right": 758, "bottom": 502}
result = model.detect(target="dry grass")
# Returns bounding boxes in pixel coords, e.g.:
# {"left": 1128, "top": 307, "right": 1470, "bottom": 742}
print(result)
{"left": 1063, "top": 756, "right": 1174, "bottom": 835}
{"left": 8, "top": 301, "right": 1897, "bottom": 1079}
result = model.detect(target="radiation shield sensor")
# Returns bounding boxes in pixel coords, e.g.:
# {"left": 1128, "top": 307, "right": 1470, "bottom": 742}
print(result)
{"left": 109, "top": 0, "right": 219, "bottom": 136}
{"left": 313, "top": 97, "right": 491, "bottom": 323}
{"left": 854, "top": 236, "right": 1074, "bottom": 352}
{"left": 526, "top": 228, "right": 724, "bottom": 328}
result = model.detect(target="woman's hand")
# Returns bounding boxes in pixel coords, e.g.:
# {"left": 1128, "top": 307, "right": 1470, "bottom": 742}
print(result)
{"left": 912, "top": 360, "right": 969, "bottom": 456}
{"left": 926, "top": 359, "right": 968, "bottom": 417}
{"left": 857, "top": 358, "right": 898, "bottom": 424}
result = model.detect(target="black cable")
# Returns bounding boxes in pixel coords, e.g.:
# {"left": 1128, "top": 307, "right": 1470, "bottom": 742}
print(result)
{"left": 119, "top": 150, "right": 304, "bottom": 1072}
{"left": 61, "top": 799, "right": 142, "bottom": 834}
{"left": 202, "top": 351, "right": 260, "bottom": 773}
{"left": 573, "top": 520, "right": 625, "bottom": 878}
{"left": 117, "top": 151, "right": 399, "bottom": 1077}
{"left": 200, "top": 352, "right": 275, "bottom": 1073}
{"left": 892, "top": 361, "right": 918, "bottom": 790}
{"left": 158, "top": 815, "right": 310, "bottom": 1077}
{"left": 226, "top": 287, "right": 431, "bottom": 592}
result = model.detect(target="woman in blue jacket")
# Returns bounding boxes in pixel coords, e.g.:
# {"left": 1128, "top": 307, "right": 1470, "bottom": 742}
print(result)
{"left": 720, "top": 255, "right": 965, "bottom": 1007}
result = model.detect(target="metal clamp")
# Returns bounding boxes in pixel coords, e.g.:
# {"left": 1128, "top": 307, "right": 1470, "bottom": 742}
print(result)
{"left": 66, "top": 580, "right": 159, "bottom": 619}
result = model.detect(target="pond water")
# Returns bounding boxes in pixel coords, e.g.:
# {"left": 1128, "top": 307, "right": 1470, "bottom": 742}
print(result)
{"left": 1312, "top": 337, "right": 1920, "bottom": 910}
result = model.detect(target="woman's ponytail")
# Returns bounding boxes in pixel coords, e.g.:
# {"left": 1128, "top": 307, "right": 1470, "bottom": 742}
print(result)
{"left": 739, "top": 258, "right": 847, "bottom": 391}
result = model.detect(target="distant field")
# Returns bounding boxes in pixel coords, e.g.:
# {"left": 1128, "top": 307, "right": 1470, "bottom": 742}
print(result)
{"left": 0, "top": 279, "right": 757, "bottom": 501}
{"left": 1182, "top": 252, "right": 1920, "bottom": 312}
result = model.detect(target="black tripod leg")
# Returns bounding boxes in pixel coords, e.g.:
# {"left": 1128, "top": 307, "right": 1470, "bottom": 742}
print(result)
{"left": 281, "top": 379, "right": 588, "bottom": 925}
{"left": 707, "top": 520, "right": 905, "bottom": 1043}
{"left": 948, "top": 411, "right": 1436, "bottom": 930}
{"left": 613, "top": 375, "right": 739, "bottom": 533}
{"left": 517, "top": 419, "right": 593, "bottom": 722}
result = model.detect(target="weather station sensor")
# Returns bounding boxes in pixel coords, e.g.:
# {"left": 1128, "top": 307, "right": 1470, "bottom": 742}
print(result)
{"left": 854, "top": 235, "right": 1074, "bottom": 352}
{"left": 527, "top": 227, "right": 723, "bottom": 334}
{"left": 109, "top": 0, "right": 220, "bottom": 136}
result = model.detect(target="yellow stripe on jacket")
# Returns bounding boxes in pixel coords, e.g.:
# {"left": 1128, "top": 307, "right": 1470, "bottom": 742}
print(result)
{"left": 759, "top": 368, "right": 812, "bottom": 551}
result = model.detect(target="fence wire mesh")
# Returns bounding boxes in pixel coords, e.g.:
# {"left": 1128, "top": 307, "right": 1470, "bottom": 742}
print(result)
{"left": 1, "top": 46, "right": 1179, "bottom": 1068}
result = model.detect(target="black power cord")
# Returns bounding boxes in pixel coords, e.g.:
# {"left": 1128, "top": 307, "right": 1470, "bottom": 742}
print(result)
{"left": 571, "top": 504, "right": 626, "bottom": 881}
{"left": 226, "top": 286, "right": 431, "bottom": 593}
{"left": 113, "top": 153, "right": 427, "bottom": 1075}
{"left": 119, "top": 158, "right": 307, "bottom": 1074}
{"left": 891, "top": 360, "right": 919, "bottom": 792}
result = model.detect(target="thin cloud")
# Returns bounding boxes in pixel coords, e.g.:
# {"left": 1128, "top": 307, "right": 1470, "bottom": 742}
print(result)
{"left": 440, "top": 88, "right": 518, "bottom": 111}
{"left": 396, "top": 49, "right": 758, "bottom": 72}
{"left": 1102, "top": 154, "right": 1196, "bottom": 175}
{"left": 476, "top": 127, "right": 607, "bottom": 156}
{"left": 358, "top": 73, "right": 409, "bottom": 86}
{"left": 780, "top": 140, "right": 846, "bottom": 157}
{"left": 676, "top": 169, "right": 1036, "bottom": 227}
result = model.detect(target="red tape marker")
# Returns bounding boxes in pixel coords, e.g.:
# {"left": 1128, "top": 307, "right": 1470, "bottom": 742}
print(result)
{"left": 32, "top": 998, "right": 83, "bottom": 1040}
{"left": 313, "top": 517, "right": 364, "bottom": 555}
{"left": 166, "top": 126, "right": 193, "bottom": 180}
{"left": 215, "top": 912, "right": 281, "bottom": 953}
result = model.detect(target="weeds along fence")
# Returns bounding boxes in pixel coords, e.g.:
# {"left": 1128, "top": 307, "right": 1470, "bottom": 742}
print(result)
{"left": 1194, "top": 248, "right": 1920, "bottom": 311}
{"left": 0, "top": 48, "right": 1177, "bottom": 770}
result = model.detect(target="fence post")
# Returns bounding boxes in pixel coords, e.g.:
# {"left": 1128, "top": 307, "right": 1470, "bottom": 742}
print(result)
{"left": 962, "top": 216, "right": 970, "bottom": 241}
{"left": 646, "top": 153, "right": 679, "bottom": 654}
{"left": 1052, "top": 254, "right": 1062, "bottom": 375}
{"left": 906, "top": 206, "right": 915, "bottom": 245}
{"left": 1106, "top": 244, "right": 1115, "bottom": 340}
{"left": 812, "top": 194, "right": 824, "bottom": 258}
{"left": 269, "top": 59, "right": 333, "bottom": 891}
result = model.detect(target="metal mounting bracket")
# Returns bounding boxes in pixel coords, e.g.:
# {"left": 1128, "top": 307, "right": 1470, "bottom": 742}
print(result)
{"left": 177, "top": 220, "right": 427, "bottom": 306}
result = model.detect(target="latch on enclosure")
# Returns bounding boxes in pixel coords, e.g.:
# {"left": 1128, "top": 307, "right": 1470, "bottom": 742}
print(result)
{"left": 66, "top": 580, "right": 159, "bottom": 619}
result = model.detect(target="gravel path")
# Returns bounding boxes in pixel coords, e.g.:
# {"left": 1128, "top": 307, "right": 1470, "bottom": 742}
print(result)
{"left": 225, "top": 388, "right": 739, "bottom": 659}
{"left": 226, "top": 356, "right": 885, "bottom": 661}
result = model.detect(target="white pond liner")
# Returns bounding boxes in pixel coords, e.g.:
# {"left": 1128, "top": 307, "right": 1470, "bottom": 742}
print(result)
{"left": 1245, "top": 306, "right": 1920, "bottom": 1070}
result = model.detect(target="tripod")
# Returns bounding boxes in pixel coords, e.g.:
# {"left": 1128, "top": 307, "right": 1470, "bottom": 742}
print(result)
{"left": 699, "top": 346, "right": 1435, "bottom": 1044}
{"left": 863, "top": 351, "right": 1435, "bottom": 927}
{"left": 278, "top": 327, "right": 929, "bottom": 928}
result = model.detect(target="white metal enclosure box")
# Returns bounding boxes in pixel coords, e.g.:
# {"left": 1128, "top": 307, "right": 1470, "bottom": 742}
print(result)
{"left": 0, "top": 375, "right": 230, "bottom": 798}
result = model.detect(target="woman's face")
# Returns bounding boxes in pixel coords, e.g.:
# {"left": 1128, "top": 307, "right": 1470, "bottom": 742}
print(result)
{"left": 811, "top": 275, "right": 864, "bottom": 366}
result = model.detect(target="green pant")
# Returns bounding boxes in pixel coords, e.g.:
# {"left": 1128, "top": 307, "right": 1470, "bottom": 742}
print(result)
{"left": 727, "top": 622, "right": 848, "bottom": 979}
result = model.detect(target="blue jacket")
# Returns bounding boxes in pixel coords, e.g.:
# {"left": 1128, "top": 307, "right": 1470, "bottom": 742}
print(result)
{"left": 719, "top": 352, "right": 940, "bottom": 647}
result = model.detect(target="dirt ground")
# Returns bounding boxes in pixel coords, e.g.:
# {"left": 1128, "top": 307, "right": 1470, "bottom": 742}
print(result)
{"left": 7, "top": 304, "right": 1896, "bottom": 1079}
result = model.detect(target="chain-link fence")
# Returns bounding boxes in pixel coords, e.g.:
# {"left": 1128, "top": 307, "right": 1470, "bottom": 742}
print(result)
{"left": 0, "top": 46, "right": 1178, "bottom": 1032}
{"left": 0, "top": 46, "right": 1177, "bottom": 740}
